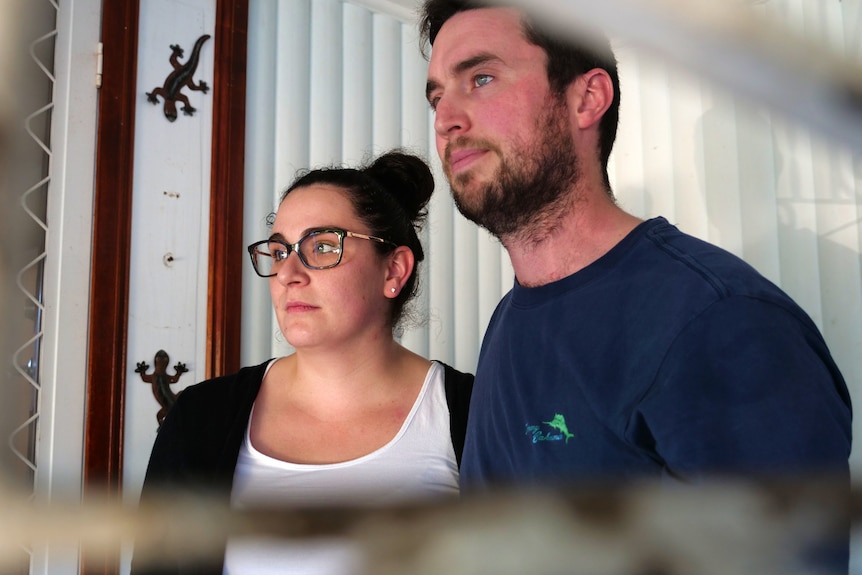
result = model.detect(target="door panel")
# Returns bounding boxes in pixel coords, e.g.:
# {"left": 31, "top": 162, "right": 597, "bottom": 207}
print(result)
{"left": 86, "top": 1, "right": 247, "bottom": 573}
{"left": 123, "top": 0, "right": 216, "bottom": 504}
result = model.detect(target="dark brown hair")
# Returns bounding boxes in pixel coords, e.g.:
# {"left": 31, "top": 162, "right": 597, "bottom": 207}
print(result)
{"left": 277, "top": 150, "right": 434, "bottom": 328}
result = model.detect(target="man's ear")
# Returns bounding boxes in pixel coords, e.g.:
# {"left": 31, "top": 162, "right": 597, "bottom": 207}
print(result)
{"left": 570, "top": 69, "right": 614, "bottom": 130}
{"left": 385, "top": 246, "right": 415, "bottom": 297}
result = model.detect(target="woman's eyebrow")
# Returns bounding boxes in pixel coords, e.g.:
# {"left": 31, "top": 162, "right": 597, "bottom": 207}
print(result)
{"left": 268, "top": 227, "right": 341, "bottom": 242}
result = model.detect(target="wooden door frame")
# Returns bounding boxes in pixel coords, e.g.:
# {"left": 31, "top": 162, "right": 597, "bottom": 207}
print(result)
{"left": 84, "top": 0, "right": 247, "bottom": 499}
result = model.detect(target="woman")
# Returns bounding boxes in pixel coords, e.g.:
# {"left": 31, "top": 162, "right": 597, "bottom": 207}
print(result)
{"left": 134, "top": 150, "right": 473, "bottom": 574}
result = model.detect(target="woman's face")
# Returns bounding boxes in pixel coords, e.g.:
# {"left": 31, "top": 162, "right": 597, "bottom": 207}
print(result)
{"left": 268, "top": 184, "right": 393, "bottom": 350}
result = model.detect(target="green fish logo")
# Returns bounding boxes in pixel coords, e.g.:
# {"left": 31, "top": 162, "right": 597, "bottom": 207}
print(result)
{"left": 543, "top": 413, "right": 574, "bottom": 443}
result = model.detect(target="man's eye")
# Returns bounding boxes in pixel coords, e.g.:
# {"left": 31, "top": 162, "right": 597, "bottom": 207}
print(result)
{"left": 474, "top": 74, "right": 493, "bottom": 88}
{"left": 428, "top": 96, "right": 440, "bottom": 111}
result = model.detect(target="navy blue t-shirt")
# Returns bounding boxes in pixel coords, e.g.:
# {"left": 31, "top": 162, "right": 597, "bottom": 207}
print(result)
{"left": 461, "top": 217, "right": 851, "bottom": 486}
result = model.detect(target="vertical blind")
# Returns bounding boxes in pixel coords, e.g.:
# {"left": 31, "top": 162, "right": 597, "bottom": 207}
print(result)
{"left": 242, "top": 0, "right": 509, "bottom": 372}
{"left": 242, "top": 0, "right": 861, "bottom": 472}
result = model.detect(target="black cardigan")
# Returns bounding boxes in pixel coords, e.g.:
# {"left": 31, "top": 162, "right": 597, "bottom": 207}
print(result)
{"left": 133, "top": 360, "right": 473, "bottom": 574}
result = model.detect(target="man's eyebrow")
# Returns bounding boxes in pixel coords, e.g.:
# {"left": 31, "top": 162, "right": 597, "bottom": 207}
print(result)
{"left": 456, "top": 53, "right": 499, "bottom": 74}
{"left": 426, "top": 53, "right": 501, "bottom": 101}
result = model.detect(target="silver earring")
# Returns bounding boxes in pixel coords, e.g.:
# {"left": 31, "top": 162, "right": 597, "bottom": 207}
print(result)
{"left": 390, "top": 287, "right": 397, "bottom": 293}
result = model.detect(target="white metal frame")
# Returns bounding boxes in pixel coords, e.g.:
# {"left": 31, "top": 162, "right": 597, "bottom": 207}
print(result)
{"left": 31, "top": 1, "right": 101, "bottom": 574}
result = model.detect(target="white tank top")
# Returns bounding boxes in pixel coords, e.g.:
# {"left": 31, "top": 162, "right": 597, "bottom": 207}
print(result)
{"left": 224, "top": 361, "right": 458, "bottom": 575}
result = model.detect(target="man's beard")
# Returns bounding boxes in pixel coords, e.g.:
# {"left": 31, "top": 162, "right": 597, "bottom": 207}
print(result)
{"left": 446, "top": 98, "right": 580, "bottom": 241}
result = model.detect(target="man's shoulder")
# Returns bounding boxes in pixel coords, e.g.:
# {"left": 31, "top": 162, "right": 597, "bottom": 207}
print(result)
{"left": 640, "top": 217, "right": 748, "bottom": 268}
{"left": 638, "top": 217, "right": 788, "bottom": 301}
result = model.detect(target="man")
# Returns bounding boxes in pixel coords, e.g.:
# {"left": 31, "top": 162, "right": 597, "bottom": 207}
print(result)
{"left": 420, "top": 0, "right": 851, "bottom": 487}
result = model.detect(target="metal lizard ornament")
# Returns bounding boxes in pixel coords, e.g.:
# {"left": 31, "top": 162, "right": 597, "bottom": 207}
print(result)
{"left": 146, "top": 34, "right": 211, "bottom": 122}
{"left": 136, "top": 350, "right": 188, "bottom": 426}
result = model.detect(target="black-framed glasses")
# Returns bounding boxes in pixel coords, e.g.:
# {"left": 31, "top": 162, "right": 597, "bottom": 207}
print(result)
{"left": 247, "top": 228, "right": 396, "bottom": 276}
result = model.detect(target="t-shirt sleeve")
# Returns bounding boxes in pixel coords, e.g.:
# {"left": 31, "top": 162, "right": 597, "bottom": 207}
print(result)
{"left": 635, "top": 295, "right": 852, "bottom": 478}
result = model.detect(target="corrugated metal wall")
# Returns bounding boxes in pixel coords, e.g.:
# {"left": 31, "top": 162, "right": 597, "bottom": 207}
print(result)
{"left": 242, "top": 0, "right": 861, "bottom": 474}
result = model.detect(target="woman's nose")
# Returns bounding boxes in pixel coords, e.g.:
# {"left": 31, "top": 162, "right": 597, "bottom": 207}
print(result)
{"left": 274, "top": 250, "right": 308, "bottom": 284}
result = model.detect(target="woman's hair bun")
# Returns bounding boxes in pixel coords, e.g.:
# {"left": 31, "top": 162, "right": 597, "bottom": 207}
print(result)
{"left": 365, "top": 150, "right": 434, "bottom": 223}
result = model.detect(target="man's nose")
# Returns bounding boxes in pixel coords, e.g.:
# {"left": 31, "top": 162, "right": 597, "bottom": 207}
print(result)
{"left": 433, "top": 93, "right": 469, "bottom": 137}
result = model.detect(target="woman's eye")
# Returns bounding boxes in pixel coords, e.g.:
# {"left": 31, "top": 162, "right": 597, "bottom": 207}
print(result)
{"left": 272, "top": 249, "right": 289, "bottom": 262}
{"left": 314, "top": 242, "right": 339, "bottom": 254}
{"left": 474, "top": 74, "right": 493, "bottom": 88}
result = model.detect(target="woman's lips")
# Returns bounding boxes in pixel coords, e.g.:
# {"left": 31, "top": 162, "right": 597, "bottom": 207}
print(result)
{"left": 286, "top": 302, "right": 317, "bottom": 313}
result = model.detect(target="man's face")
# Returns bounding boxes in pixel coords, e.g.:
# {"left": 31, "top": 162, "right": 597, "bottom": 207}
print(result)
{"left": 426, "top": 7, "right": 580, "bottom": 238}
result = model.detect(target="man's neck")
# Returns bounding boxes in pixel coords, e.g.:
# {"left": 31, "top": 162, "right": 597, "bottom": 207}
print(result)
{"left": 502, "top": 198, "right": 641, "bottom": 288}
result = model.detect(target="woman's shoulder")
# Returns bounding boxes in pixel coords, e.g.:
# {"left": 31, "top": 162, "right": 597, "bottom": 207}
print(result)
{"left": 177, "top": 359, "right": 273, "bottom": 407}
{"left": 431, "top": 361, "right": 473, "bottom": 469}
{"left": 432, "top": 360, "right": 474, "bottom": 413}
{"left": 434, "top": 360, "right": 474, "bottom": 385}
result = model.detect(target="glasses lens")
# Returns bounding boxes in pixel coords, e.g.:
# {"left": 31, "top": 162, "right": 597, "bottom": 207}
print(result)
{"left": 248, "top": 242, "right": 275, "bottom": 276}
{"left": 299, "top": 231, "right": 342, "bottom": 269}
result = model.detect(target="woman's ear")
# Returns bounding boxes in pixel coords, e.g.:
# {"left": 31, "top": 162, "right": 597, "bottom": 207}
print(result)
{"left": 570, "top": 68, "right": 614, "bottom": 130}
{"left": 385, "top": 246, "right": 415, "bottom": 297}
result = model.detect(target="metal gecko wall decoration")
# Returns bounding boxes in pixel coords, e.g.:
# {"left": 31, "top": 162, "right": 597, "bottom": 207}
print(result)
{"left": 145, "top": 34, "right": 211, "bottom": 122}
{"left": 135, "top": 349, "right": 188, "bottom": 426}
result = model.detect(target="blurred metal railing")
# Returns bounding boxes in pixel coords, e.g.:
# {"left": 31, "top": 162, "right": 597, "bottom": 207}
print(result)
{"left": 0, "top": 476, "right": 854, "bottom": 575}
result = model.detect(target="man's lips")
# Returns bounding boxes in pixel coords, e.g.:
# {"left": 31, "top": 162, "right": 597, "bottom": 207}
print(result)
{"left": 448, "top": 148, "right": 486, "bottom": 173}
